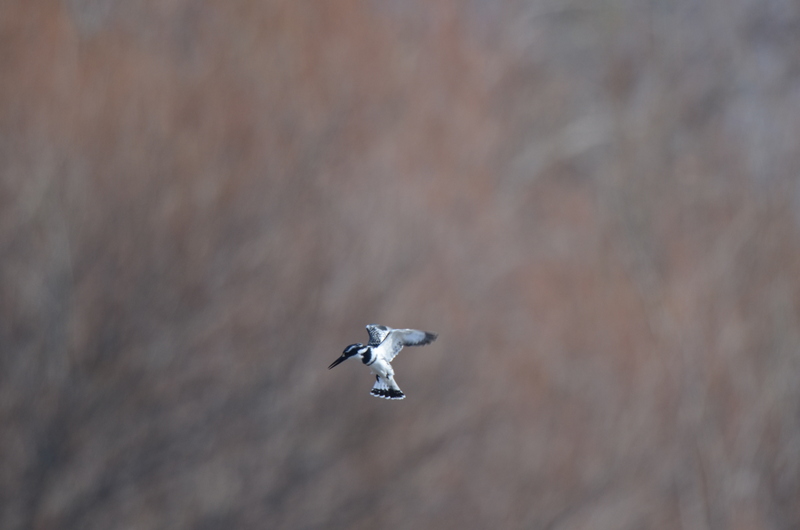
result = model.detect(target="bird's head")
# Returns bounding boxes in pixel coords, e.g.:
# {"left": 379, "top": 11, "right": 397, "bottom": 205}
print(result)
{"left": 328, "top": 343, "right": 369, "bottom": 369}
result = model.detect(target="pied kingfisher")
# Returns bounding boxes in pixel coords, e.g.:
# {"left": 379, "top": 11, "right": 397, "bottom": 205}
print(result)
{"left": 328, "top": 324, "right": 438, "bottom": 400}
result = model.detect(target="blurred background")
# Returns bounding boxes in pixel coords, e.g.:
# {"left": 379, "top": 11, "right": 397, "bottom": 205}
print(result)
{"left": 2, "top": 1, "right": 800, "bottom": 528}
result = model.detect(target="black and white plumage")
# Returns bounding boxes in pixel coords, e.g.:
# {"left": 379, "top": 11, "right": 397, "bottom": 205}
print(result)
{"left": 328, "top": 324, "right": 438, "bottom": 400}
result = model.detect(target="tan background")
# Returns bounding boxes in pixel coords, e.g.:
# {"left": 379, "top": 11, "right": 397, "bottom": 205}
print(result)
{"left": 2, "top": 1, "right": 800, "bottom": 528}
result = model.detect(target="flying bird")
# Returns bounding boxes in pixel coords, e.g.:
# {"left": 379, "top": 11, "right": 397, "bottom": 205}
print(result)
{"left": 328, "top": 324, "right": 438, "bottom": 400}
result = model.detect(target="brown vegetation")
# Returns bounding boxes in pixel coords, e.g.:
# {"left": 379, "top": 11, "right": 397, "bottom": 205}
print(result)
{"left": 2, "top": 1, "right": 800, "bottom": 528}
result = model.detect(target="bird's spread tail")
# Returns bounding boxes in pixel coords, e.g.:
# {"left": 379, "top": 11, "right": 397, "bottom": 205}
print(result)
{"left": 371, "top": 376, "right": 404, "bottom": 400}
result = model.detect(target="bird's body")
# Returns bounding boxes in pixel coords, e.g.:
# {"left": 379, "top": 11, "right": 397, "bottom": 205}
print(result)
{"left": 328, "top": 324, "right": 438, "bottom": 400}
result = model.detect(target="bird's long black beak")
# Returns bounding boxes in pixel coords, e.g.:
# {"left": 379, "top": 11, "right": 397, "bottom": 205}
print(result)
{"left": 328, "top": 356, "right": 346, "bottom": 369}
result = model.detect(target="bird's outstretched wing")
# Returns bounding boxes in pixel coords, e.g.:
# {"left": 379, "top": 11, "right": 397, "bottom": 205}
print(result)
{"left": 384, "top": 328, "right": 438, "bottom": 361}
{"left": 366, "top": 324, "right": 393, "bottom": 346}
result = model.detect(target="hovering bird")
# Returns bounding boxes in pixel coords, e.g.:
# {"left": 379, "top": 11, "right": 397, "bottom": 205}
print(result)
{"left": 328, "top": 324, "right": 438, "bottom": 400}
